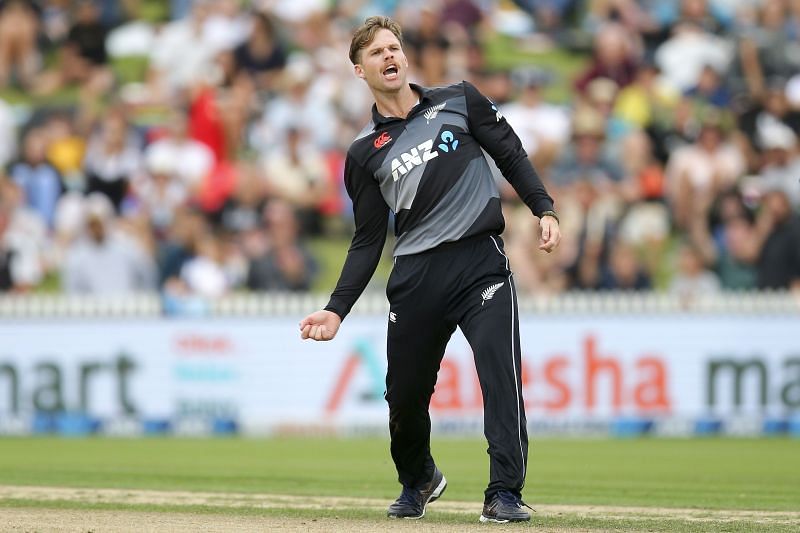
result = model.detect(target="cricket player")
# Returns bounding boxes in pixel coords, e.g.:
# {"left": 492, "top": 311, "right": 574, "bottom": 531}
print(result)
{"left": 299, "top": 16, "right": 560, "bottom": 523}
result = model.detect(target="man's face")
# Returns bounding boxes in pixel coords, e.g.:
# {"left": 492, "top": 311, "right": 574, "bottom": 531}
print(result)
{"left": 354, "top": 29, "right": 409, "bottom": 94}
{"left": 87, "top": 217, "right": 106, "bottom": 243}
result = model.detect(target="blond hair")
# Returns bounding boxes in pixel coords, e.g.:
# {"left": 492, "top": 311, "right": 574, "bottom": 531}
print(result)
{"left": 348, "top": 16, "right": 403, "bottom": 65}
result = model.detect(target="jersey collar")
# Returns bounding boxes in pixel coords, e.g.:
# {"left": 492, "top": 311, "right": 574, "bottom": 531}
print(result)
{"left": 371, "top": 83, "right": 432, "bottom": 126}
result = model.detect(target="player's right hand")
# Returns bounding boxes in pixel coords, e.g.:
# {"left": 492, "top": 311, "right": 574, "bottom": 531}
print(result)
{"left": 299, "top": 310, "right": 342, "bottom": 341}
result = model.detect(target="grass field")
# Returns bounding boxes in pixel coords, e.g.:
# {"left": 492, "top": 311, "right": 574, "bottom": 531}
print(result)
{"left": 0, "top": 436, "right": 798, "bottom": 531}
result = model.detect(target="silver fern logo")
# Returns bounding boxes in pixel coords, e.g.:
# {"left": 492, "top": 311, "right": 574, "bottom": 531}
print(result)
{"left": 481, "top": 282, "right": 505, "bottom": 305}
{"left": 424, "top": 102, "right": 446, "bottom": 123}
{"left": 491, "top": 103, "right": 503, "bottom": 122}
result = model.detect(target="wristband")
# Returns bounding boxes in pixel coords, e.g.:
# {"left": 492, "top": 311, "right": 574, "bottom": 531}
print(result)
{"left": 540, "top": 210, "right": 559, "bottom": 224}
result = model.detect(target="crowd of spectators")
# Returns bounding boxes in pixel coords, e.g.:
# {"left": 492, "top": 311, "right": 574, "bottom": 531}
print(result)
{"left": 1, "top": 0, "right": 799, "bottom": 301}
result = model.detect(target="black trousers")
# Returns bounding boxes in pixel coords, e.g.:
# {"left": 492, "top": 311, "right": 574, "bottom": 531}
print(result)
{"left": 385, "top": 233, "right": 528, "bottom": 502}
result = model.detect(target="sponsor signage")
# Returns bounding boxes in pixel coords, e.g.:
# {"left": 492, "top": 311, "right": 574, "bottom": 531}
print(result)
{"left": 0, "top": 316, "right": 797, "bottom": 433}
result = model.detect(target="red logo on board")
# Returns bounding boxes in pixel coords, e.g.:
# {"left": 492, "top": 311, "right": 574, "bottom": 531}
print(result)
{"left": 374, "top": 131, "right": 392, "bottom": 149}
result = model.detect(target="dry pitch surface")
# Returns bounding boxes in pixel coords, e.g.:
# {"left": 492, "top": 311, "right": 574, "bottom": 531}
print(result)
{"left": 2, "top": 486, "right": 799, "bottom": 532}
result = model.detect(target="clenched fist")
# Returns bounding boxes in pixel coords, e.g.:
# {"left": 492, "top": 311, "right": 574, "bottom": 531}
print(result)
{"left": 299, "top": 310, "right": 342, "bottom": 341}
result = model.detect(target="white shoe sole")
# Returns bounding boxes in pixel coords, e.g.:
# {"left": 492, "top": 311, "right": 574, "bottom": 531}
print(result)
{"left": 479, "top": 515, "right": 509, "bottom": 523}
{"left": 428, "top": 475, "right": 447, "bottom": 502}
{"left": 479, "top": 514, "right": 530, "bottom": 523}
{"left": 388, "top": 474, "right": 448, "bottom": 520}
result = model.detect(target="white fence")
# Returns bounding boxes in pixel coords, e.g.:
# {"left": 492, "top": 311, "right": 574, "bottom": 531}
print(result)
{"left": 1, "top": 291, "right": 799, "bottom": 317}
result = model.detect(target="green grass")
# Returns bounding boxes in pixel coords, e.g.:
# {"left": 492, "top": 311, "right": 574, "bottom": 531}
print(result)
{"left": 483, "top": 34, "right": 588, "bottom": 104}
{"left": 0, "top": 437, "right": 797, "bottom": 531}
{"left": 0, "top": 437, "right": 797, "bottom": 510}
{"left": 0, "top": 500, "right": 792, "bottom": 532}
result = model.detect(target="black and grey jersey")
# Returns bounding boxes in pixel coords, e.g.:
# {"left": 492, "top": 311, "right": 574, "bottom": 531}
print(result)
{"left": 325, "top": 80, "right": 554, "bottom": 320}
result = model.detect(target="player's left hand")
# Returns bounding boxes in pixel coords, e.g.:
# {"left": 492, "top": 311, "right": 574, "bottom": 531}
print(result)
{"left": 539, "top": 215, "right": 561, "bottom": 253}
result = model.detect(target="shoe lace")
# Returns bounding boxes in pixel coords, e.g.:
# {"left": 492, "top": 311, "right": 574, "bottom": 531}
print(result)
{"left": 497, "top": 490, "right": 535, "bottom": 512}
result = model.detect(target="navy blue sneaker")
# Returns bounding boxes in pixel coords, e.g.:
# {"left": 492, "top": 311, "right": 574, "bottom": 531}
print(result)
{"left": 387, "top": 468, "right": 447, "bottom": 519}
{"left": 479, "top": 490, "right": 532, "bottom": 523}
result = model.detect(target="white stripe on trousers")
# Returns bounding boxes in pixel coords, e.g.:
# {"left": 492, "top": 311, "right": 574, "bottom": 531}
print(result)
{"left": 489, "top": 236, "right": 525, "bottom": 486}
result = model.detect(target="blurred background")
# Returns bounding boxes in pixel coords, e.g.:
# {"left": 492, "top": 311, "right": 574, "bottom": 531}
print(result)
{"left": 0, "top": 0, "right": 798, "bottom": 299}
{"left": 0, "top": 0, "right": 798, "bottom": 439}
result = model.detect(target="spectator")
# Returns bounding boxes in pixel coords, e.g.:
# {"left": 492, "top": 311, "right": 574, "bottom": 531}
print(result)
{"left": 526, "top": 0, "right": 580, "bottom": 40}
{"left": 131, "top": 167, "right": 188, "bottom": 239}
{"left": 668, "top": 241, "right": 721, "bottom": 299}
{"left": 178, "top": 230, "right": 229, "bottom": 298}
{"left": 551, "top": 106, "right": 625, "bottom": 191}
{"left": 655, "top": 21, "right": 733, "bottom": 92}
{"left": 84, "top": 109, "right": 143, "bottom": 211}
{"left": 753, "top": 119, "right": 800, "bottom": 210}
{"left": 34, "top": 0, "right": 114, "bottom": 96}
{"left": 43, "top": 113, "right": 87, "bottom": 191}
{"left": 738, "top": 0, "right": 800, "bottom": 99}
{"left": 402, "top": 6, "right": 452, "bottom": 86}
{"left": 0, "top": 203, "right": 11, "bottom": 291}
{"left": 715, "top": 215, "right": 759, "bottom": 290}
{"left": 247, "top": 200, "right": 317, "bottom": 291}
{"left": 261, "top": 126, "right": 330, "bottom": 234}
{"left": 216, "top": 166, "right": 266, "bottom": 234}
{"left": 737, "top": 79, "right": 800, "bottom": 168}
{"left": 644, "top": 93, "right": 701, "bottom": 165}
{"left": 614, "top": 61, "right": 679, "bottom": 130}
{"left": 62, "top": 193, "right": 157, "bottom": 294}
{"left": 575, "top": 23, "right": 639, "bottom": 97}
{"left": 0, "top": 0, "right": 40, "bottom": 89}
{"left": 503, "top": 202, "right": 569, "bottom": 295}
{"left": 501, "top": 67, "right": 570, "bottom": 169}
{"left": 147, "top": 0, "right": 218, "bottom": 101}
{"left": 0, "top": 177, "right": 47, "bottom": 291}
{"left": 665, "top": 111, "right": 745, "bottom": 229}
{"left": 440, "top": 0, "right": 484, "bottom": 36}
{"left": 618, "top": 129, "right": 667, "bottom": 204}
{"left": 231, "top": 11, "right": 287, "bottom": 89}
{"left": 156, "top": 208, "right": 206, "bottom": 285}
{"left": 684, "top": 63, "right": 732, "bottom": 108}
{"left": 674, "top": 0, "right": 727, "bottom": 35}
{"left": 584, "top": 0, "right": 659, "bottom": 37}
{"left": 756, "top": 190, "right": 800, "bottom": 290}
{"left": 144, "top": 111, "right": 215, "bottom": 197}
{"left": 0, "top": 96, "right": 18, "bottom": 169}
{"left": 583, "top": 77, "right": 633, "bottom": 144}
{"left": 600, "top": 240, "right": 652, "bottom": 290}
{"left": 252, "top": 54, "right": 339, "bottom": 150}
{"left": 9, "top": 128, "right": 62, "bottom": 228}
{"left": 203, "top": 0, "right": 249, "bottom": 53}
{"left": 690, "top": 201, "right": 758, "bottom": 291}
{"left": 615, "top": 131, "right": 670, "bottom": 258}
{"left": 561, "top": 180, "right": 619, "bottom": 290}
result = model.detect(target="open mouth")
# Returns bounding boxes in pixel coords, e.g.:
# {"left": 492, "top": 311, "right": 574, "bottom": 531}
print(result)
{"left": 383, "top": 64, "right": 399, "bottom": 80}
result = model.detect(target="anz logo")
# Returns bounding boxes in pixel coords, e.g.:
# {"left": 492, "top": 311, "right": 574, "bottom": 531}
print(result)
{"left": 390, "top": 131, "right": 459, "bottom": 182}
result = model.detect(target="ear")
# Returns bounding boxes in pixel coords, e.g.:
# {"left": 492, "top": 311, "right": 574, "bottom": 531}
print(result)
{"left": 354, "top": 64, "right": 365, "bottom": 80}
